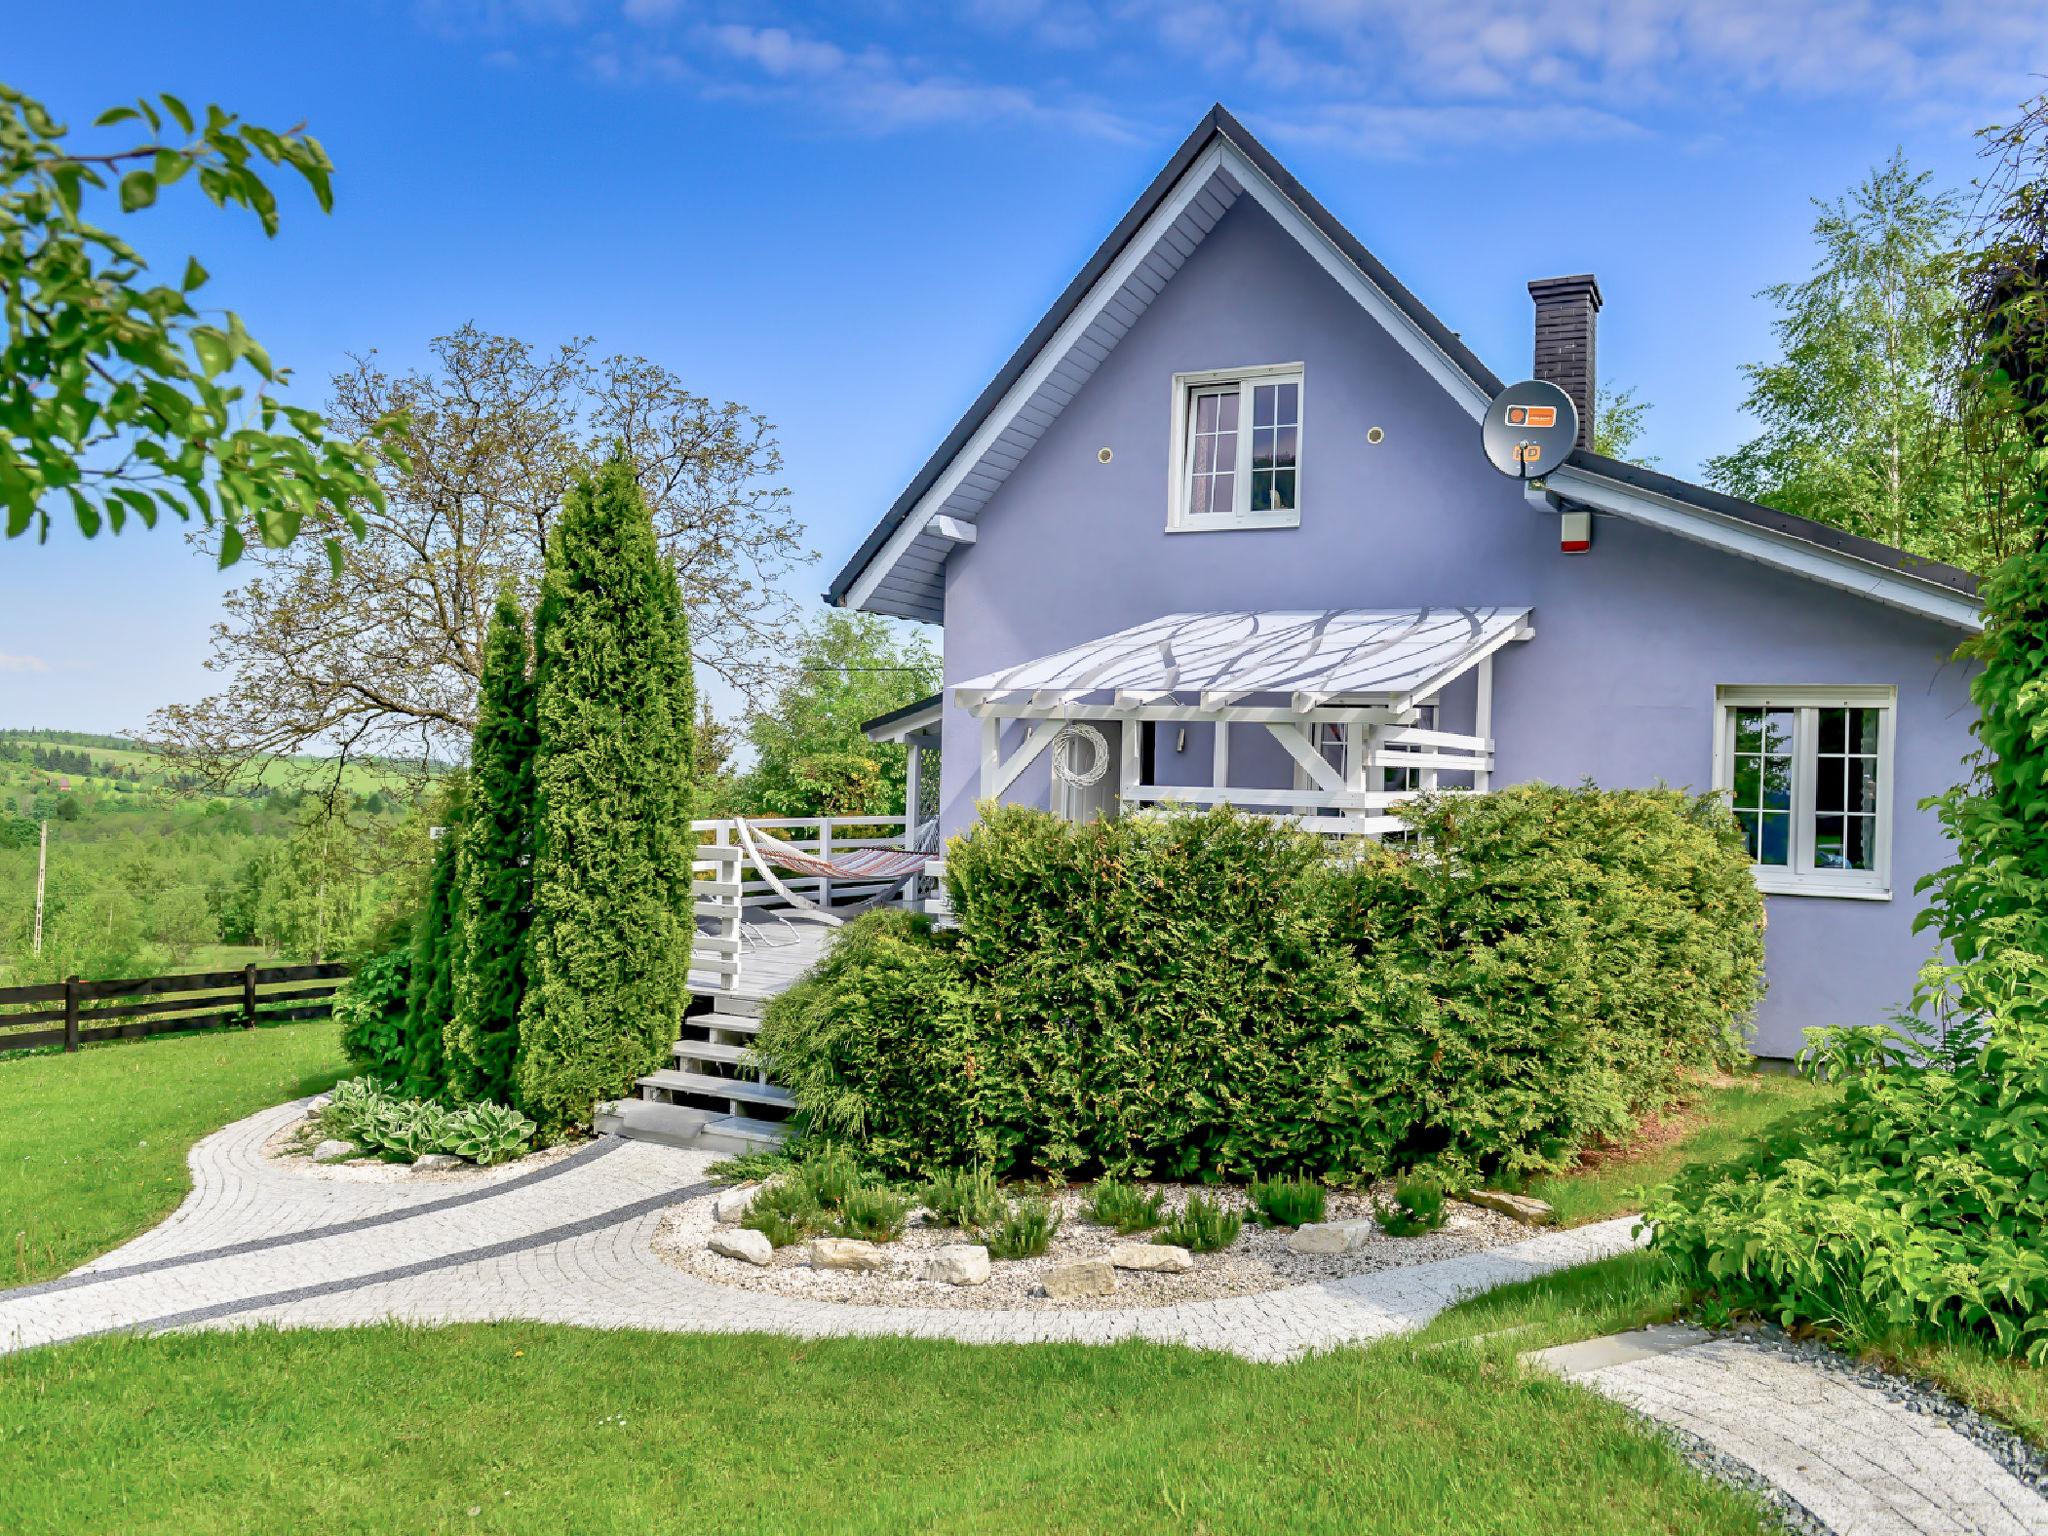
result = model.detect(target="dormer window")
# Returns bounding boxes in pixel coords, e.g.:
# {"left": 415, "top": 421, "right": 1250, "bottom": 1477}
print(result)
{"left": 1168, "top": 364, "right": 1303, "bottom": 531}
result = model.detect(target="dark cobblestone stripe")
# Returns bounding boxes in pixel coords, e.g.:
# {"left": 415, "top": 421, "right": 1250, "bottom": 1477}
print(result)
{"left": 78, "top": 1178, "right": 716, "bottom": 1343}
{"left": 2, "top": 1136, "right": 626, "bottom": 1303}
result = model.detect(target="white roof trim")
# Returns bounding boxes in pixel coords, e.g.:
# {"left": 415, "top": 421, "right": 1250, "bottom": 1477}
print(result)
{"left": 844, "top": 137, "right": 1495, "bottom": 619}
{"left": 954, "top": 608, "right": 1533, "bottom": 718}
{"left": 1532, "top": 469, "right": 1983, "bottom": 633}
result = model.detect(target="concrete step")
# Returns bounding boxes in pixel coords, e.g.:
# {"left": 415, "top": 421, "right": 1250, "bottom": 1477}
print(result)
{"left": 674, "top": 1039, "right": 760, "bottom": 1069}
{"left": 637, "top": 1068, "right": 794, "bottom": 1111}
{"left": 595, "top": 1099, "right": 788, "bottom": 1155}
{"left": 684, "top": 1012, "right": 762, "bottom": 1038}
{"left": 709, "top": 992, "right": 770, "bottom": 1018}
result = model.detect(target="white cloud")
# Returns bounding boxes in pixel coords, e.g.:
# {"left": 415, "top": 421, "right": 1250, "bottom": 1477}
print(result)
{"left": 1266, "top": 99, "right": 1648, "bottom": 160}
{"left": 0, "top": 653, "right": 50, "bottom": 674}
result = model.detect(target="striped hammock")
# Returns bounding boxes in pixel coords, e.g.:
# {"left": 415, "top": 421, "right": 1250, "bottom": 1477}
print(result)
{"left": 730, "top": 817, "right": 940, "bottom": 927}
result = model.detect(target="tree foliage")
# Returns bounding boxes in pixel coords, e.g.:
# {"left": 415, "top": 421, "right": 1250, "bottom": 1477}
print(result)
{"left": 0, "top": 84, "right": 397, "bottom": 563}
{"left": 515, "top": 454, "right": 697, "bottom": 1137}
{"left": 1591, "top": 383, "right": 1656, "bottom": 465}
{"left": 1704, "top": 153, "right": 1987, "bottom": 564}
{"left": 154, "top": 327, "right": 804, "bottom": 783}
{"left": 400, "top": 775, "right": 464, "bottom": 1099}
{"left": 743, "top": 611, "right": 939, "bottom": 818}
{"left": 444, "top": 589, "right": 535, "bottom": 1106}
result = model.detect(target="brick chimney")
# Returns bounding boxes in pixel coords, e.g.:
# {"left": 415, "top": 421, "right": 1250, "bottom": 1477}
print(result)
{"left": 1528, "top": 274, "right": 1602, "bottom": 450}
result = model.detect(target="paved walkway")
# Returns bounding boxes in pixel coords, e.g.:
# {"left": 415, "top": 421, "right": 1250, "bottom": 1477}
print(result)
{"left": 1, "top": 1095, "right": 1634, "bottom": 1360}
{"left": 1531, "top": 1327, "right": 2048, "bottom": 1535}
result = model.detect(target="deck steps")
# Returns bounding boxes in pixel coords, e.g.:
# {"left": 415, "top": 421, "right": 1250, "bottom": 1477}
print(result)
{"left": 673, "top": 1039, "right": 756, "bottom": 1067}
{"left": 595, "top": 1098, "right": 786, "bottom": 1155}
{"left": 636, "top": 1068, "right": 795, "bottom": 1111}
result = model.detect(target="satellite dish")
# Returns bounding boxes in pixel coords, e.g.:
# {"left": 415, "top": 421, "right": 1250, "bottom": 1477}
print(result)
{"left": 1482, "top": 380, "right": 1579, "bottom": 482}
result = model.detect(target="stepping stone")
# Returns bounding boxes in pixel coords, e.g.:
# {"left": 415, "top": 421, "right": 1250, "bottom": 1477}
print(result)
{"left": 1464, "top": 1189, "right": 1555, "bottom": 1226}
{"left": 708, "top": 1229, "right": 773, "bottom": 1266}
{"left": 1042, "top": 1260, "right": 1116, "bottom": 1299}
{"left": 916, "top": 1245, "right": 990, "bottom": 1286}
{"left": 1522, "top": 1323, "right": 1709, "bottom": 1378}
{"left": 410, "top": 1153, "right": 461, "bottom": 1172}
{"left": 1109, "top": 1242, "right": 1192, "bottom": 1273}
{"left": 311, "top": 1140, "right": 357, "bottom": 1164}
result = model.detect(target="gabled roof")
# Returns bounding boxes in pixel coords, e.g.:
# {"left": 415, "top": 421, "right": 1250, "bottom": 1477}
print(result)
{"left": 827, "top": 105, "right": 1983, "bottom": 634}
{"left": 825, "top": 104, "right": 1501, "bottom": 622}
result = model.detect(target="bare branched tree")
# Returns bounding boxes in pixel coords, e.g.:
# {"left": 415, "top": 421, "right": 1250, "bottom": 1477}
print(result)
{"left": 153, "top": 326, "right": 811, "bottom": 784}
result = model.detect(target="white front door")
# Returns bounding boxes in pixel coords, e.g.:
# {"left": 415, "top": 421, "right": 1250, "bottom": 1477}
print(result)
{"left": 1051, "top": 721, "right": 1122, "bottom": 824}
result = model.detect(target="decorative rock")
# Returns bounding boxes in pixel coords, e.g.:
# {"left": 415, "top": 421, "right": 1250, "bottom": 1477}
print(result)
{"left": 707, "top": 1229, "right": 774, "bottom": 1267}
{"left": 713, "top": 1186, "right": 757, "bottom": 1223}
{"left": 1463, "top": 1190, "right": 1554, "bottom": 1226}
{"left": 310, "top": 1140, "right": 357, "bottom": 1165}
{"left": 1109, "top": 1242, "right": 1193, "bottom": 1274}
{"left": 916, "top": 1244, "right": 991, "bottom": 1286}
{"left": 1288, "top": 1219, "right": 1377, "bottom": 1255}
{"left": 410, "top": 1153, "right": 462, "bottom": 1173}
{"left": 1041, "top": 1259, "right": 1116, "bottom": 1299}
{"left": 808, "top": 1237, "right": 888, "bottom": 1273}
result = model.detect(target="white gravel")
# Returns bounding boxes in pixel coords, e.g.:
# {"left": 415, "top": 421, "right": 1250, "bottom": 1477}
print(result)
{"left": 653, "top": 1181, "right": 1529, "bottom": 1311}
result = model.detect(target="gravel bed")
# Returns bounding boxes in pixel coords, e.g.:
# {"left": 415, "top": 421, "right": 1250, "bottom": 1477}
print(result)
{"left": 654, "top": 1181, "right": 1529, "bottom": 1310}
{"left": 259, "top": 1102, "right": 580, "bottom": 1184}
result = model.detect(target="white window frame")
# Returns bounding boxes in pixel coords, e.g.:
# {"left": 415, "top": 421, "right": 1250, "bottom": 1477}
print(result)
{"left": 1711, "top": 685, "right": 1896, "bottom": 900}
{"left": 1167, "top": 362, "right": 1304, "bottom": 532}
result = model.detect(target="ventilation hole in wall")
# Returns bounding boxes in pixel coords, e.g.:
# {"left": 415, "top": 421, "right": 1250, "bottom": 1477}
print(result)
{"left": 1367, "top": 426, "right": 1385, "bottom": 445}
{"left": 1097, "top": 446, "right": 1113, "bottom": 463}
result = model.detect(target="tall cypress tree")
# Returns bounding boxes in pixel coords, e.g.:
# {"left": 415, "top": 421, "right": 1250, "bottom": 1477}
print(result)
{"left": 401, "top": 773, "right": 466, "bottom": 1099}
{"left": 445, "top": 588, "right": 537, "bottom": 1106}
{"left": 515, "top": 453, "right": 696, "bottom": 1137}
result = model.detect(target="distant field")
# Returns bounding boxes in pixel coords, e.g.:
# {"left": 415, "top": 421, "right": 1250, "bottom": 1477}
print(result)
{"left": 0, "top": 729, "right": 429, "bottom": 797}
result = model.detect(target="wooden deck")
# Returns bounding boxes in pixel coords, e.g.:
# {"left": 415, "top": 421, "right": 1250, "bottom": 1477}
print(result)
{"left": 687, "top": 914, "right": 837, "bottom": 1007}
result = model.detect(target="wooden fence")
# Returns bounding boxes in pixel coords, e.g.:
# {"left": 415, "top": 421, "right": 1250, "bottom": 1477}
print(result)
{"left": 0, "top": 962, "right": 350, "bottom": 1054}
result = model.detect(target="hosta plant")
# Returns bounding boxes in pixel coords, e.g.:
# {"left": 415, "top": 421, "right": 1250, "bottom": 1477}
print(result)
{"left": 446, "top": 1102, "right": 537, "bottom": 1166}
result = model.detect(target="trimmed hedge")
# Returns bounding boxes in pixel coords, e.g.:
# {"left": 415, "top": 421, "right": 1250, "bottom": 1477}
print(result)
{"left": 760, "top": 789, "right": 1763, "bottom": 1183}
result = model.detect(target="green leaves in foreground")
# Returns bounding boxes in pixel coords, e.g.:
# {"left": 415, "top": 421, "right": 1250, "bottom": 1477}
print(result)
{"left": 1, "top": 84, "right": 404, "bottom": 563}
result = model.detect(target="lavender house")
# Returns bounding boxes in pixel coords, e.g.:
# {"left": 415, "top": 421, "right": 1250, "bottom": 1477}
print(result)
{"left": 829, "top": 106, "right": 1981, "bottom": 1061}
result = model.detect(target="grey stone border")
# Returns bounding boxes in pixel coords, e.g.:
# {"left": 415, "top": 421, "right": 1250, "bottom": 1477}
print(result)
{"left": 70, "top": 1177, "right": 718, "bottom": 1344}
{"left": 2, "top": 1136, "right": 623, "bottom": 1303}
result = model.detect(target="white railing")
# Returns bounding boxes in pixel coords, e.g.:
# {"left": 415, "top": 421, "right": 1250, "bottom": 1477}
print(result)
{"left": 690, "top": 814, "right": 927, "bottom": 992}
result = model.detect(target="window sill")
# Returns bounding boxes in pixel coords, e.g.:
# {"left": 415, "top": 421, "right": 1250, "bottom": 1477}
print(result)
{"left": 1165, "top": 513, "right": 1301, "bottom": 533}
{"left": 1752, "top": 872, "right": 1891, "bottom": 902}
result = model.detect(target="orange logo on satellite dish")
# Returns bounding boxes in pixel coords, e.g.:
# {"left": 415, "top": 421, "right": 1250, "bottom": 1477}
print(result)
{"left": 1505, "top": 404, "right": 1558, "bottom": 429}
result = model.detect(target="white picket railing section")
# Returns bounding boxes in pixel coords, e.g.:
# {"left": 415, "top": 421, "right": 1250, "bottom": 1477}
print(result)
{"left": 690, "top": 815, "right": 927, "bottom": 993}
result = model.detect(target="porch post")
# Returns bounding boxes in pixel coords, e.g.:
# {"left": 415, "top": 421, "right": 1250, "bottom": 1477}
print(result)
{"left": 904, "top": 741, "right": 923, "bottom": 837}
{"left": 979, "top": 716, "right": 1000, "bottom": 800}
{"left": 1119, "top": 714, "right": 1141, "bottom": 812}
{"left": 1212, "top": 718, "right": 1230, "bottom": 797}
{"left": 1474, "top": 655, "right": 1494, "bottom": 792}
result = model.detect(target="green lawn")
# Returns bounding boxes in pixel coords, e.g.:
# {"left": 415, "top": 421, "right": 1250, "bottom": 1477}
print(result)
{"left": 0, "top": 1021, "right": 347, "bottom": 1285}
{"left": 1527, "top": 1070, "right": 1836, "bottom": 1226}
{"left": 0, "top": 1322, "right": 1774, "bottom": 1535}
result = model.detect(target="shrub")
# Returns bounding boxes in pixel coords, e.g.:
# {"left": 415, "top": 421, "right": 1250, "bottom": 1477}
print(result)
{"left": 333, "top": 950, "right": 411, "bottom": 1085}
{"left": 1082, "top": 1177, "right": 1166, "bottom": 1234}
{"left": 1159, "top": 1193, "right": 1241, "bottom": 1253}
{"left": 762, "top": 795, "right": 1762, "bottom": 1185}
{"left": 834, "top": 1185, "right": 910, "bottom": 1243}
{"left": 1376, "top": 1177, "right": 1447, "bottom": 1237}
{"left": 743, "top": 1181, "right": 826, "bottom": 1249}
{"left": 986, "top": 1198, "right": 1060, "bottom": 1259}
{"left": 1332, "top": 784, "right": 1762, "bottom": 1181}
{"left": 315, "top": 1077, "right": 536, "bottom": 1166}
{"left": 1650, "top": 955, "right": 2048, "bottom": 1365}
{"left": 921, "top": 1166, "right": 1008, "bottom": 1230}
{"left": 1249, "top": 1177, "right": 1326, "bottom": 1229}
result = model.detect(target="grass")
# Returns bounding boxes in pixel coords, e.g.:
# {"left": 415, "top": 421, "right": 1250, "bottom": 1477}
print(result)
{"left": 1528, "top": 1069, "right": 1836, "bottom": 1226}
{"left": 0, "top": 1323, "right": 1776, "bottom": 1535}
{"left": 0, "top": 1021, "right": 347, "bottom": 1284}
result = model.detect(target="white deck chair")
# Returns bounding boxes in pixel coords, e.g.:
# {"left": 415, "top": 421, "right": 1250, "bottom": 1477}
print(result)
{"left": 732, "top": 816, "right": 941, "bottom": 927}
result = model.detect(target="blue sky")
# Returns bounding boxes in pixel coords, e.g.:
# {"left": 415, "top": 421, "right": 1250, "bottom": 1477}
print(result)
{"left": 4, "top": 0, "right": 2046, "bottom": 734}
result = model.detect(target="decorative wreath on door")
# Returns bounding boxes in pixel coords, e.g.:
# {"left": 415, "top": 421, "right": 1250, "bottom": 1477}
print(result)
{"left": 1050, "top": 723, "right": 1110, "bottom": 787}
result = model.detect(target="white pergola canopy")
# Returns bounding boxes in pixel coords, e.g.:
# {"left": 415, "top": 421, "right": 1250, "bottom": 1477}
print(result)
{"left": 961, "top": 608, "right": 1534, "bottom": 836}
{"left": 955, "top": 607, "right": 1532, "bottom": 716}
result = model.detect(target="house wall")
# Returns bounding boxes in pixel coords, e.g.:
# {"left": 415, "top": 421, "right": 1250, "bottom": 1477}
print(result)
{"left": 936, "top": 196, "right": 1976, "bottom": 1058}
